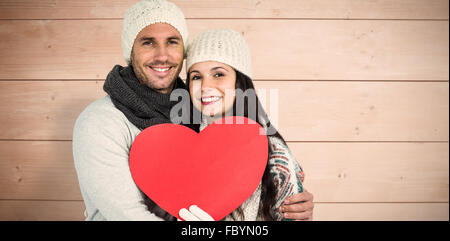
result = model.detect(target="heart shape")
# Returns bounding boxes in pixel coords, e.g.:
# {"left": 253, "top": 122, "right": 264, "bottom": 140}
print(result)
{"left": 129, "top": 116, "right": 268, "bottom": 220}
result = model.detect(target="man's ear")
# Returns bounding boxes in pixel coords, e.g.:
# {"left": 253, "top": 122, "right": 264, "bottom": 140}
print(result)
{"left": 129, "top": 49, "right": 134, "bottom": 67}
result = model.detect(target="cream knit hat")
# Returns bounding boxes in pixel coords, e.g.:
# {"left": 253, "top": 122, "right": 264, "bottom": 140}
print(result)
{"left": 122, "top": 0, "right": 188, "bottom": 64}
{"left": 186, "top": 29, "right": 253, "bottom": 79}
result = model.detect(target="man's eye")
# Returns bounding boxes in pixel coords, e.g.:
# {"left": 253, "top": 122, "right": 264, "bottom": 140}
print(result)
{"left": 143, "top": 41, "right": 153, "bottom": 45}
{"left": 169, "top": 40, "right": 179, "bottom": 45}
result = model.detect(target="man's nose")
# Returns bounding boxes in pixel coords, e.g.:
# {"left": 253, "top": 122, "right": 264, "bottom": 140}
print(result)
{"left": 154, "top": 45, "right": 169, "bottom": 63}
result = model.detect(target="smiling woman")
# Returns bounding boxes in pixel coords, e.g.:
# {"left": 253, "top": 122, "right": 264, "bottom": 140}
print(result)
{"left": 188, "top": 61, "right": 237, "bottom": 118}
{"left": 184, "top": 29, "right": 308, "bottom": 221}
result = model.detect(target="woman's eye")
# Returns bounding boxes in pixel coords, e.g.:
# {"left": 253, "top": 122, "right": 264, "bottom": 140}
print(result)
{"left": 214, "top": 72, "right": 224, "bottom": 78}
{"left": 191, "top": 75, "right": 201, "bottom": 81}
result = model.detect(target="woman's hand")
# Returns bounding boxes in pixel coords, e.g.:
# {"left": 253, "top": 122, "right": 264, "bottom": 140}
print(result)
{"left": 178, "top": 205, "right": 215, "bottom": 221}
{"left": 279, "top": 189, "right": 314, "bottom": 221}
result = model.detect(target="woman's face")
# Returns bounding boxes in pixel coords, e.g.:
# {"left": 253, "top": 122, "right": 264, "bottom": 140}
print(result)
{"left": 188, "top": 61, "right": 236, "bottom": 117}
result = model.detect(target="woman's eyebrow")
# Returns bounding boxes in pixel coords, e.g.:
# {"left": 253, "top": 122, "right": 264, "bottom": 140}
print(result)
{"left": 211, "top": 66, "right": 229, "bottom": 72}
{"left": 189, "top": 70, "right": 200, "bottom": 74}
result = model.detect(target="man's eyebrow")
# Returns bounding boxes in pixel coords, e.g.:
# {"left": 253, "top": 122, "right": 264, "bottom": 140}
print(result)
{"left": 167, "top": 36, "right": 181, "bottom": 41}
{"left": 138, "top": 37, "right": 155, "bottom": 42}
{"left": 138, "top": 36, "right": 181, "bottom": 42}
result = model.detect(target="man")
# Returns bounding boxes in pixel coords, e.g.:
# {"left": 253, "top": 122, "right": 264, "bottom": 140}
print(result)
{"left": 73, "top": 0, "right": 314, "bottom": 221}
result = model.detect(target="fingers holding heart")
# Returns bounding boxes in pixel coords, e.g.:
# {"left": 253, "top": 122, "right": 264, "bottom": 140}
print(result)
{"left": 179, "top": 205, "right": 215, "bottom": 221}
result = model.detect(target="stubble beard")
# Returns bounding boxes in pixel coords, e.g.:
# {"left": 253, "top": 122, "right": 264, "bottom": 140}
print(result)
{"left": 130, "top": 55, "right": 181, "bottom": 94}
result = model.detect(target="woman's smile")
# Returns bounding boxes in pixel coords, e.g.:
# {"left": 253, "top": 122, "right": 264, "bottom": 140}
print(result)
{"left": 201, "top": 96, "right": 222, "bottom": 105}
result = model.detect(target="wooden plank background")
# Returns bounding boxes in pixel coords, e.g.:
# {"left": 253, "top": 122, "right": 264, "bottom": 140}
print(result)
{"left": 0, "top": 0, "right": 448, "bottom": 221}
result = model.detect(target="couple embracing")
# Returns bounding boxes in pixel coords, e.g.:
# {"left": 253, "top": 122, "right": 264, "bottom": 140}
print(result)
{"left": 73, "top": 0, "right": 314, "bottom": 221}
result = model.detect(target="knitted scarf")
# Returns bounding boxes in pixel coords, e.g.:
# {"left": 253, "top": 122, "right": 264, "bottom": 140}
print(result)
{"left": 103, "top": 64, "right": 186, "bottom": 130}
{"left": 103, "top": 64, "right": 185, "bottom": 221}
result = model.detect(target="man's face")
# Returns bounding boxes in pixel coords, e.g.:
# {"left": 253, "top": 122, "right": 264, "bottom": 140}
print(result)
{"left": 130, "top": 23, "right": 184, "bottom": 94}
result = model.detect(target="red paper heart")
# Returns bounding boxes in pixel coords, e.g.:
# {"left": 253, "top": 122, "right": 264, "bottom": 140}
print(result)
{"left": 129, "top": 116, "right": 268, "bottom": 221}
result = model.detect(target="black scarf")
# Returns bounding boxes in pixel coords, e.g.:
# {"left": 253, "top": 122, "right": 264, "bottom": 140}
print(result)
{"left": 103, "top": 64, "right": 184, "bottom": 221}
{"left": 103, "top": 65, "right": 186, "bottom": 130}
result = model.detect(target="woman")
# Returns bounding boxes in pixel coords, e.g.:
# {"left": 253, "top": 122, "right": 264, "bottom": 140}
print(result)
{"left": 180, "top": 29, "right": 306, "bottom": 221}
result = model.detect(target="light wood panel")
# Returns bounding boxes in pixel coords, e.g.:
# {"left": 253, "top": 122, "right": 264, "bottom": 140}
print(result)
{"left": 254, "top": 81, "right": 449, "bottom": 142}
{"left": 1, "top": 141, "right": 447, "bottom": 202}
{"left": 0, "top": 0, "right": 448, "bottom": 222}
{"left": 0, "top": 200, "right": 446, "bottom": 221}
{"left": 0, "top": 81, "right": 447, "bottom": 141}
{"left": 290, "top": 142, "right": 449, "bottom": 203}
{"left": 0, "top": 141, "right": 82, "bottom": 200}
{"left": 0, "top": 81, "right": 105, "bottom": 140}
{"left": 313, "top": 202, "right": 449, "bottom": 221}
{"left": 0, "top": 200, "right": 85, "bottom": 221}
{"left": 0, "top": 0, "right": 448, "bottom": 20}
{"left": 0, "top": 19, "right": 448, "bottom": 80}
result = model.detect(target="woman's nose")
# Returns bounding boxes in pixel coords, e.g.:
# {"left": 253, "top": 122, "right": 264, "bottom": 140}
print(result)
{"left": 201, "top": 77, "right": 214, "bottom": 92}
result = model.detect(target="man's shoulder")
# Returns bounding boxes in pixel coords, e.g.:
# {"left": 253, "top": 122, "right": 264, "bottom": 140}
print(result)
{"left": 82, "top": 95, "right": 118, "bottom": 114}
{"left": 74, "top": 95, "right": 128, "bottom": 131}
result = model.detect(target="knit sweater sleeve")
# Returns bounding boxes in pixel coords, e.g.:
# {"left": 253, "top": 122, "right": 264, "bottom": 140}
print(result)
{"left": 268, "top": 136, "right": 305, "bottom": 221}
{"left": 73, "top": 97, "right": 163, "bottom": 221}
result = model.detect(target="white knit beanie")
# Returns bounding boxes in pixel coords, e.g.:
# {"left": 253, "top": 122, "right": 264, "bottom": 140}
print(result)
{"left": 122, "top": 0, "right": 188, "bottom": 64}
{"left": 186, "top": 29, "right": 253, "bottom": 79}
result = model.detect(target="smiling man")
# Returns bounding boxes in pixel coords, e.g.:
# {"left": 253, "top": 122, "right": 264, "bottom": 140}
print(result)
{"left": 130, "top": 23, "right": 184, "bottom": 94}
{"left": 73, "top": 0, "right": 314, "bottom": 221}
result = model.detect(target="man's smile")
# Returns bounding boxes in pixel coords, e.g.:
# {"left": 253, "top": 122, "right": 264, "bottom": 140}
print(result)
{"left": 147, "top": 65, "right": 174, "bottom": 77}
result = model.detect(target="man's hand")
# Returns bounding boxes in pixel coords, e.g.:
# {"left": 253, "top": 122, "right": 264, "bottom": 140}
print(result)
{"left": 179, "top": 205, "right": 215, "bottom": 221}
{"left": 279, "top": 189, "right": 314, "bottom": 221}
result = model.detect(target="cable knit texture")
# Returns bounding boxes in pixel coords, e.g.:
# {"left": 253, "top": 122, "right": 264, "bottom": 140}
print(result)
{"left": 186, "top": 29, "right": 253, "bottom": 79}
{"left": 103, "top": 65, "right": 186, "bottom": 130}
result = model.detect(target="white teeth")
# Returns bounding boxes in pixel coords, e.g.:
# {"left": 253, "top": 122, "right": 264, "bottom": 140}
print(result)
{"left": 201, "top": 96, "right": 221, "bottom": 102}
{"left": 152, "top": 67, "right": 170, "bottom": 72}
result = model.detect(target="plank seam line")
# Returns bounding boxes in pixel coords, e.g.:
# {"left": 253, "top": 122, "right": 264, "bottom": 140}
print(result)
{"left": 0, "top": 18, "right": 448, "bottom": 21}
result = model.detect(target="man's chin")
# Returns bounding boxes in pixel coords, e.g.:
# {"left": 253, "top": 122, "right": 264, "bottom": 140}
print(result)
{"left": 146, "top": 82, "right": 175, "bottom": 94}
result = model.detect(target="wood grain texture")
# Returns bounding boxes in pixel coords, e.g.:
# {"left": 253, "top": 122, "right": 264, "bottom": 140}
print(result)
{"left": 0, "top": 0, "right": 448, "bottom": 222}
{"left": 0, "top": 141, "right": 82, "bottom": 200}
{"left": 0, "top": 200, "right": 447, "bottom": 221}
{"left": 0, "top": 81, "right": 105, "bottom": 140}
{"left": 0, "top": 200, "right": 85, "bottom": 221}
{"left": 0, "top": 81, "right": 447, "bottom": 141}
{"left": 313, "top": 202, "right": 449, "bottom": 221}
{"left": 0, "top": 0, "right": 448, "bottom": 20}
{"left": 290, "top": 142, "right": 449, "bottom": 203}
{"left": 0, "top": 19, "right": 448, "bottom": 80}
{"left": 1, "top": 141, "right": 447, "bottom": 202}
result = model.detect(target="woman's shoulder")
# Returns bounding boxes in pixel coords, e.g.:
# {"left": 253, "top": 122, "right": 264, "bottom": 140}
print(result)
{"left": 267, "top": 136, "right": 294, "bottom": 163}
{"left": 267, "top": 135, "right": 305, "bottom": 185}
